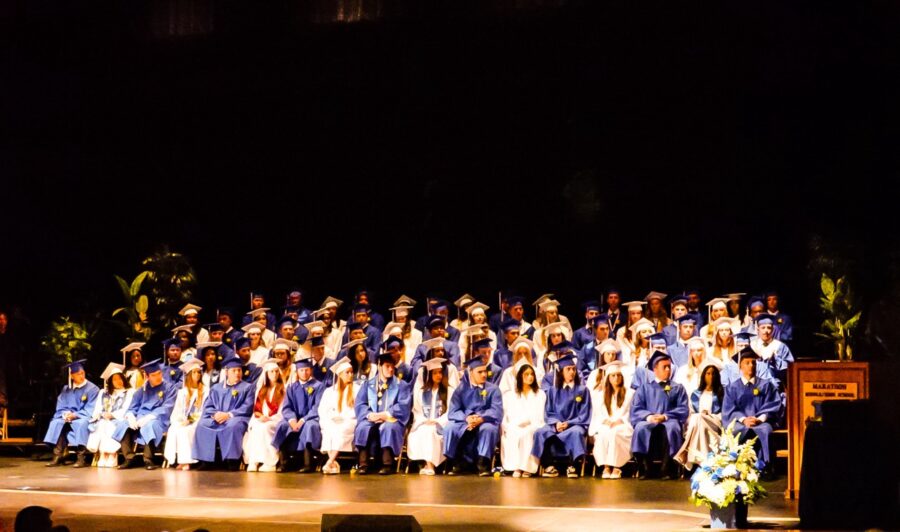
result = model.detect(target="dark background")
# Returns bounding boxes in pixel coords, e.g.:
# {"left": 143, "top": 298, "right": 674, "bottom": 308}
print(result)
{"left": 3, "top": 0, "right": 900, "bottom": 362}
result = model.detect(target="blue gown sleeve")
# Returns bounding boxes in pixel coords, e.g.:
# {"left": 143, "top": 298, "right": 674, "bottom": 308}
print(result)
{"left": 389, "top": 382, "right": 412, "bottom": 425}
{"left": 448, "top": 386, "right": 468, "bottom": 422}
{"left": 571, "top": 388, "right": 592, "bottom": 428}
{"left": 480, "top": 387, "right": 503, "bottom": 425}
{"left": 354, "top": 380, "right": 372, "bottom": 421}
{"left": 545, "top": 389, "right": 561, "bottom": 426}
{"left": 667, "top": 385, "right": 689, "bottom": 423}
{"left": 630, "top": 385, "right": 651, "bottom": 426}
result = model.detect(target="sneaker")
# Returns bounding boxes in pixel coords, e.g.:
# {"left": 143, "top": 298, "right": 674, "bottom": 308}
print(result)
{"left": 601, "top": 467, "right": 612, "bottom": 479}
{"left": 610, "top": 468, "right": 622, "bottom": 479}
{"left": 512, "top": 471, "right": 522, "bottom": 478}
{"left": 420, "top": 467, "right": 435, "bottom": 476}
{"left": 541, "top": 465, "right": 558, "bottom": 478}
{"left": 566, "top": 466, "right": 578, "bottom": 478}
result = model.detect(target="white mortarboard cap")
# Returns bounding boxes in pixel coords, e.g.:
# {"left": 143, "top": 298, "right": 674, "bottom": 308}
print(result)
{"left": 538, "top": 299, "right": 561, "bottom": 313}
{"left": 180, "top": 358, "right": 203, "bottom": 374}
{"left": 246, "top": 307, "right": 270, "bottom": 318}
{"left": 644, "top": 291, "right": 668, "bottom": 301}
{"left": 100, "top": 362, "right": 125, "bottom": 381}
{"left": 196, "top": 341, "right": 223, "bottom": 351}
{"left": 171, "top": 324, "right": 194, "bottom": 335}
{"left": 422, "top": 337, "right": 444, "bottom": 351}
{"left": 304, "top": 321, "right": 326, "bottom": 334}
{"left": 341, "top": 338, "right": 366, "bottom": 351}
{"left": 600, "top": 360, "right": 626, "bottom": 375}
{"left": 466, "top": 302, "right": 489, "bottom": 316}
{"left": 542, "top": 321, "right": 568, "bottom": 337}
{"left": 261, "top": 358, "right": 280, "bottom": 370}
{"left": 242, "top": 322, "right": 264, "bottom": 334}
{"left": 532, "top": 294, "right": 555, "bottom": 307}
{"left": 321, "top": 296, "right": 344, "bottom": 309}
{"left": 383, "top": 322, "right": 404, "bottom": 335}
{"left": 706, "top": 298, "right": 729, "bottom": 309}
{"left": 724, "top": 293, "right": 746, "bottom": 300}
{"left": 178, "top": 304, "right": 202, "bottom": 316}
{"left": 330, "top": 358, "right": 353, "bottom": 375}
{"left": 389, "top": 305, "right": 413, "bottom": 317}
{"left": 393, "top": 294, "right": 417, "bottom": 307}
{"left": 698, "top": 357, "right": 724, "bottom": 373}
{"left": 629, "top": 318, "right": 656, "bottom": 334}
{"left": 463, "top": 324, "right": 489, "bottom": 337}
{"left": 624, "top": 300, "right": 648, "bottom": 312}
{"left": 512, "top": 357, "right": 534, "bottom": 374}
{"left": 510, "top": 337, "right": 534, "bottom": 353}
{"left": 422, "top": 357, "right": 447, "bottom": 372}
{"left": 273, "top": 338, "right": 298, "bottom": 352}
{"left": 454, "top": 294, "right": 475, "bottom": 308}
{"left": 712, "top": 317, "right": 739, "bottom": 330}
{"left": 687, "top": 337, "right": 708, "bottom": 349}
{"left": 120, "top": 342, "right": 146, "bottom": 353}
{"left": 595, "top": 339, "right": 621, "bottom": 354}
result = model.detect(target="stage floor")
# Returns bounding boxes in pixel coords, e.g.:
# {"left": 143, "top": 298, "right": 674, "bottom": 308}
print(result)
{"left": 0, "top": 456, "right": 799, "bottom": 531}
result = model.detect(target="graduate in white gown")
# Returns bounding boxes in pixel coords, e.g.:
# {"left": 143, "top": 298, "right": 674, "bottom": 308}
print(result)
{"left": 674, "top": 358, "right": 724, "bottom": 470}
{"left": 672, "top": 337, "right": 709, "bottom": 397}
{"left": 584, "top": 339, "right": 624, "bottom": 391}
{"left": 383, "top": 314, "right": 422, "bottom": 364}
{"left": 243, "top": 322, "right": 271, "bottom": 366}
{"left": 243, "top": 359, "right": 287, "bottom": 471}
{"left": 498, "top": 338, "right": 541, "bottom": 395}
{"left": 500, "top": 360, "right": 546, "bottom": 477}
{"left": 708, "top": 317, "right": 739, "bottom": 363}
{"left": 699, "top": 298, "right": 729, "bottom": 345}
{"left": 408, "top": 358, "right": 455, "bottom": 474}
{"left": 318, "top": 359, "right": 358, "bottom": 474}
{"left": 534, "top": 322, "right": 572, "bottom": 379}
{"left": 198, "top": 342, "right": 222, "bottom": 389}
{"left": 163, "top": 359, "right": 206, "bottom": 470}
{"left": 588, "top": 361, "right": 634, "bottom": 479}
{"left": 121, "top": 342, "right": 147, "bottom": 390}
{"left": 87, "top": 363, "right": 135, "bottom": 467}
{"left": 456, "top": 304, "right": 497, "bottom": 355}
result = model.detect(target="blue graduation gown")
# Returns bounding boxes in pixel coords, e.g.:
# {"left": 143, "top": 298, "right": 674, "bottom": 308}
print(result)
{"left": 113, "top": 380, "right": 177, "bottom": 446}
{"left": 310, "top": 358, "right": 336, "bottom": 387}
{"left": 222, "top": 328, "right": 244, "bottom": 348}
{"left": 394, "top": 362, "right": 413, "bottom": 384}
{"left": 368, "top": 312, "right": 386, "bottom": 332}
{"left": 163, "top": 361, "right": 184, "bottom": 387}
{"left": 488, "top": 312, "right": 504, "bottom": 335}
{"left": 629, "top": 380, "right": 689, "bottom": 456}
{"left": 690, "top": 389, "right": 722, "bottom": 414}
{"left": 192, "top": 380, "right": 255, "bottom": 461}
{"left": 423, "top": 326, "right": 461, "bottom": 344}
{"left": 772, "top": 313, "right": 793, "bottom": 342}
{"left": 576, "top": 344, "right": 601, "bottom": 381}
{"left": 532, "top": 384, "right": 591, "bottom": 460}
{"left": 491, "top": 347, "right": 513, "bottom": 370}
{"left": 572, "top": 327, "right": 594, "bottom": 350}
{"left": 662, "top": 324, "right": 678, "bottom": 346}
{"left": 720, "top": 359, "right": 776, "bottom": 388}
{"left": 341, "top": 325, "right": 382, "bottom": 354}
{"left": 723, "top": 378, "right": 781, "bottom": 468}
{"left": 459, "top": 362, "right": 503, "bottom": 387}
{"left": 353, "top": 376, "right": 411, "bottom": 455}
{"left": 629, "top": 366, "right": 654, "bottom": 390}
{"left": 410, "top": 340, "right": 461, "bottom": 378}
{"left": 272, "top": 378, "right": 324, "bottom": 450}
{"left": 242, "top": 363, "right": 262, "bottom": 384}
{"left": 43, "top": 381, "right": 100, "bottom": 447}
{"left": 444, "top": 381, "right": 503, "bottom": 462}
{"left": 667, "top": 344, "right": 689, "bottom": 370}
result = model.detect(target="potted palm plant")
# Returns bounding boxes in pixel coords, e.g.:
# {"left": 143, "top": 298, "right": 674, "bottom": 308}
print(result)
{"left": 816, "top": 274, "right": 861, "bottom": 361}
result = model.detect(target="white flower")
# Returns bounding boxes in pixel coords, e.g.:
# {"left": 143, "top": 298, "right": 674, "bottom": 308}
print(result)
{"left": 747, "top": 471, "right": 758, "bottom": 483}
{"left": 722, "top": 464, "right": 737, "bottom": 478}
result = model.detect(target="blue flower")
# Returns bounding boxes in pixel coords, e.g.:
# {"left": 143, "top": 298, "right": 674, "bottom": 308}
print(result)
{"left": 711, "top": 474, "right": 720, "bottom": 482}
{"left": 691, "top": 480, "right": 700, "bottom": 491}
{"left": 729, "top": 451, "right": 738, "bottom": 460}
{"left": 736, "top": 484, "right": 745, "bottom": 495}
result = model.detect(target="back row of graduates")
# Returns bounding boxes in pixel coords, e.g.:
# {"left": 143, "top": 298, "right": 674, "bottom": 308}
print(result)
{"left": 42, "top": 291, "right": 791, "bottom": 478}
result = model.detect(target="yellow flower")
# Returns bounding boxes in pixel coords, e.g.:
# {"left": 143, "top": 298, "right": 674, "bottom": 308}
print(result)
{"left": 231, "top": 389, "right": 238, "bottom": 397}
{"left": 753, "top": 388, "right": 760, "bottom": 396}
{"left": 381, "top": 383, "right": 388, "bottom": 390}
{"left": 664, "top": 385, "right": 671, "bottom": 393}
{"left": 306, "top": 386, "right": 314, "bottom": 395}
{"left": 81, "top": 394, "right": 87, "bottom": 402}
{"left": 487, "top": 371, "right": 493, "bottom": 377}
{"left": 170, "top": 370, "right": 176, "bottom": 377}
{"left": 243, "top": 369, "right": 249, "bottom": 376}
{"left": 575, "top": 395, "right": 583, "bottom": 403}
{"left": 157, "top": 391, "right": 164, "bottom": 399}
{"left": 377, "top": 392, "right": 383, "bottom": 398}
{"left": 398, "top": 373, "right": 403, "bottom": 380}
{"left": 480, "top": 390, "right": 487, "bottom": 398}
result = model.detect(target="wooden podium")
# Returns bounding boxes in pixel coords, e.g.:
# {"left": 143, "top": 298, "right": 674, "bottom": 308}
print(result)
{"left": 785, "top": 361, "right": 869, "bottom": 499}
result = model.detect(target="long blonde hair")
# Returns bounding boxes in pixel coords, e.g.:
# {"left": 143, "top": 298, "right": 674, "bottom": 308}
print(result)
{"left": 184, "top": 369, "right": 205, "bottom": 412}
{"left": 336, "top": 375, "right": 355, "bottom": 412}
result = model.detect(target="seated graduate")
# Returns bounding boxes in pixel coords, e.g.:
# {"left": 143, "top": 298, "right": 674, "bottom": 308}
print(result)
{"left": 624, "top": 317, "right": 655, "bottom": 368}
{"left": 458, "top": 303, "right": 497, "bottom": 353}
{"left": 615, "top": 300, "right": 647, "bottom": 346}
{"left": 171, "top": 324, "right": 197, "bottom": 362}
{"left": 571, "top": 300, "right": 602, "bottom": 350}
{"left": 382, "top": 336, "right": 413, "bottom": 384}
{"left": 577, "top": 314, "right": 612, "bottom": 375}
{"left": 505, "top": 296, "right": 536, "bottom": 339}
{"left": 459, "top": 323, "right": 493, "bottom": 368}
{"left": 163, "top": 358, "right": 206, "bottom": 470}
{"left": 421, "top": 300, "right": 462, "bottom": 344}
{"left": 243, "top": 359, "right": 287, "bottom": 472}
{"left": 491, "top": 318, "right": 523, "bottom": 372}
{"left": 116, "top": 358, "right": 178, "bottom": 470}
{"left": 121, "top": 342, "right": 147, "bottom": 389}
{"left": 273, "top": 356, "right": 324, "bottom": 473}
{"left": 460, "top": 338, "right": 503, "bottom": 387}
{"left": 498, "top": 337, "right": 540, "bottom": 395}
{"left": 192, "top": 355, "right": 255, "bottom": 471}
{"left": 539, "top": 340, "right": 577, "bottom": 391}
{"left": 234, "top": 337, "right": 262, "bottom": 384}
{"left": 44, "top": 359, "right": 100, "bottom": 468}
{"left": 297, "top": 320, "right": 327, "bottom": 361}
{"left": 353, "top": 351, "right": 412, "bottom": 475}
{"left": 580, "top": 332, "right": 620, "bottom": 384}
{"left": 197, "top": 342, "right": 222, "bottom": 388}
{"left": 725, "top": 293, "right": 745, "bottom": 321}
{"left": 585, "top": 339, "right": 625, "bottom": 389}
{"left": 383, "top": 313, "right": 422, "bottom": 365}
{"left": 532, "top": 299, "right": 573, "bottom": 356}
{"left": 318, "top": 358, "right": 358, "bottom": 474}
{"left": 708, "top": 317, "right": 739, "bottom": 363}
{"left": 318, "top": 303, "right": 347, "bottom": 360}
{"left": 269, "top": 338, "right": 299, "bottom": 387}
{"left": 673, "top": 337, "right": 709, "bottom": 396}
{"left": 720, "top": 332, "right": 776, "bottom": 386}
{"left": 630, "top": 351, "right": 689, "bottom": 480}
{"left": 355, "top": 290, "right": 386, "bottom": 332}
{"left": 415, "top": 315, "right": 462, "bottom": 365}
{"left": 644, "top": 291, "right": 671, "bottom": 333}
{"left": 532, "top": 354, "right": 591, "bottom": 478}
{"left": 662, "top": 294, "right": 690, "bottom": 346}
{"left": 242, "top": 321, "right": 272, "bottom": 366}
{"left": 340, "top": 304, "right": 382, "bottom": 352}
{"left": 500, "top": 359, "right": 545, "bottom": 477}
{"left": 674, "top": 358, "right": 725, "bottom": 471}
{"left": 763, "top": 289, "right": 793, "bottom": 342}
{"left": 588, "top": 360, "right": 633, "bottom": 480}
{"left": 411, "top": 337, "right": 461, "bottom": 389}
{"left": 450, "top": 293, "right": 475, "bottom": 331}
{"left": 723, "top": 347, "right": 782, "bottom": 479}
{"left": 408, "top": 357, "right": 455, "bottom": 475}
{"left": 699, "top": 298, "right": 730, "bottom": 345}
{"left": 342, "top": 338, "right": 376, "bottom": 386}
{"left": 749, "top": 313, "right": 794, "bottom": 387}
{"left": 666, "top": 313, "right": 699, "bottom": 368}
{"left": 444, "top": 355, "right": 503, "bottom": 476}
{"left": 87, "top": 363, "right": 134, "bottom": 468}
{"left": 535, "top": 322, "right": 571, "bottom": 377}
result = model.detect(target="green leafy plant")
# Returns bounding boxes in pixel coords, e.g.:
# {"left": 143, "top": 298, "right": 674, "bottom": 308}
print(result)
{"left": 816, "top": 274, "right": 861, "bottom": 361}
{"left": 40, "top": 317, "right": 93, "bottom": 363}
{"left": 141, "top": 246, "right": 198, "bottom": 329}
{"left": 113, "top": 271, "right": 153, "bottom": 341}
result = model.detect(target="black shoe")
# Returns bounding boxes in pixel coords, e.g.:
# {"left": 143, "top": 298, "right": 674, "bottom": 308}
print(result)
{"left": 378, "top": 466, "right": 394, "bottom": 475}
{"left": 118, "top": 457, "right": 140, "bottom": 470}
{"left": 297, "top": 464, "right": 314, "bottom": 474}
{"left": 73, "top": 455, "right": 88, "bottom": 468}
{"left": 356, "top": 465, "right": 369, "bottom": 475}
{"left": 447, "top": 462, "right": 464, "bottom": 476}
{"left": 226, "top": 460, "right": 241, "bottom": 472}
{"left": 144, "top": 459, "right": 158, "bottom": 470}
{"left": 46, "top": 455, "right": 64, "bottom": 467}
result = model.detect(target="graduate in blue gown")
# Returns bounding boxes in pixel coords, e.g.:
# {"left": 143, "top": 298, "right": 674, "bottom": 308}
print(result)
{"left": 308, "top": 336, "right": 336, "bottom": 386}
{"left": 216, "top": 308, "right": 245, "bottom": 347}
{"left": 491, "top": 318, "right": 523, "bottom": 370}
{"left": 116, "top": 359, "right": 178, "bottom": 469}
{"left": 577, "top": 314, "right": 612, "bottom": 376}
{"left": 353, "top": 352, "right": 412, "bottom": 474}
{"left": 630, "top": 351, "right": 689, "bottom": 480}
{"left": 192, "top": 356, "right": 255, "bottom": 469}
{"left": 506, "top": 296, "right": 536, "bottom": 339}
{"left": 44, "top": 359, "right": 100, "bottom": 468}
{"left": 420, "top": 301, "right": 461, "bottom": 343}
{"left": 162, "top": 338, "right": 185, "bottom": 387}
{"left": 234, "top": 338, "right": 262, "bottom": 384}
{"left": 661, "top": 294, "right": 690, "bottom": 346}
{"left": 340, "top": 305, "right": 383, "bottom": 353}
{"left": 571, "top": 301, "right": 602, "bottom": 350}
{"left": 240, "top": 291, "right": 277, "bottom": 329}
{"left": 722, "top": 347, "right": 782, "bottom": 478}
{"left": 459, "top": 338, "right": 503, "bottom": 386}
{"left": 531, "top": 354, "right": 591, "bottom": 478}
{"left": 411, "top": 318, "right": 462, "bottom": 370}
{"left": 355, "top": 290, "right": 387, "bottom": 332}
{"left": 763, "top": 290, "right": 793, "bottom": 342}
{"left": 382, "top": 336, "right": 413, "bottom": 384}
{"left": 444, "top": 356, "right": 504, "bottom": 476}
{"left": 666, "top": 314, "right": 699, "bottom": 369}
{"left": 273, "top": 357, "right": 324, "bottom": 473}
{"left": 540, "top": 340, "right": 577, "bottom": 391}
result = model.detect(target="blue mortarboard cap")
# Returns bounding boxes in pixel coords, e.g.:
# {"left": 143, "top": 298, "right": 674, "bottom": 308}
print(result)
{"left": 733, "top": 346, "right": 760, "bottom": 363}
{"left": 556, "top": 354, "right": 577, "bottom": 368}
{"left": 466, "top": 356, "right": 487, "bottom": 369}
{"left": 65, "top": 359, "right": 88, "bottom": 373}
{"left": 550, "top": 340, "right": 575, "bottom": 353}
{"left": 221, "top": 356, "right": 244, "bottom": 369}
{"left": 282, "top": 305, "right": 300, "bottom": 315}
{"left": 347, "top": 321, "right": 365, "bottom": 332}
{"left": 471, "top": 337, "right": 492, "bottom": 351}
{"left": 606, "top": 287, "right": 621, "bottom": 296}
{"left": 684, "top": 287, "right": 700, "bottom": 296}
{"left": 500, "top": 317, "right": 520, "bottom": 332}
{"left": 205, "top": 322, "right": 224, "bottom": 332}
{"left": 426, "top": 315, "right": 446, "bottom": 329}
{"left": 648, "top": 333, "right": 668, "bottom": 347}
{"left": 432, "top": 300, "right": 450, "bottom": 312}
{"left": 748, "top": 296, "right": 765, "bottom": 309}
{"left": 507, "top": 296, "right": 525, "bottom": 308}
{"left": 377, "top": 352, "right": 395, "bottom": 365}
{"left": 582, "top": 300, "right": 601, "bottom": 312}
{"left": 675, "top": 314, "right": 697, "bottom": 325}
{"left": 217, "top": 307, "right": 235, "bottom": 319}
{"left": 590, "top": 314, "right": 611, "bottom": 328}
{"left": 754, "top": 313, "right": 776, "bottom": 325}
{"left": 353, "top": 303, "right": 371, "bottom": 314}
{"left": 276, "top": 315, "right": 297, "bottom": 329}
{"left": 669, "top": 293, "right": 689, "bottom": 305}
{"left": 295, "top": 357, "right": 314, "bottom": 368}
{"left": 733, "top": 331, "right": 756, "bottom": 342}
{"left": 140, "top": 358, "right": 163, "bottom": 373}
{"left": 162, "top": 338, "right": 181, "bottom": 351}
{"left": 646, "top": 350, "right": 672, "bottom": 369}
{"left": 251, "top": 291, "right": 265, "bottom": 299}
{"left": 235, "top": 337, "right": 251, "bottom": 350}
{"left": 310, "top": 336, "right": 325, "bottom": 347}
{"left": 382, "top": 337, "right": 404, "bottom": 351}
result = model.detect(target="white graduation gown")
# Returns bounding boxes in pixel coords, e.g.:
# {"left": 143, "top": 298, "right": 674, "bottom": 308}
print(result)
{"left": 164, "top": 387, "right": 207, "bottom": 465}
{"left": 317, "top": 386, "right": 359, "bottom": 452}
{"left": 407, "top": 385, "right": 455, "bottom": 466}
{"left": 673, "top": 366, "right": 701, "bottom": 398}
{"left": 500, "top": 389, "right": 545, "bottom": 473}
{"left": 249, "top": 346, "right": 270, "bottom": 366}
{"left": 87, "top": 388, "right": 135, "bottom": 454}
{"left": 588, "top": 387, "right": 634, "bottom": 468}
{"left": 242, "top": 389, "right": 285, "bottom": 467}
{"left": 383, "top": 328, "right": 423, "bottom": 364}
{"left": 498, "top": 362, "right": 544, "bottom": 396}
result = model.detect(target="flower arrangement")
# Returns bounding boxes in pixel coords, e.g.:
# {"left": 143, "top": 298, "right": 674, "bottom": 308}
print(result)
{"left": 689, "top": 421, "right": 767, "bottom": 509}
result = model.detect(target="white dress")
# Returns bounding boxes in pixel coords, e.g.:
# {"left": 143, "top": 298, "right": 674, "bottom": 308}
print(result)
{"left": 124, "top": 369, "right": 144, "bottom": 390}
{"left": 242, "top": 389, "right": 285, "bottom": 467}
{"left": 588, "top": 387, "right": 634, "bottom": 468}
{"left": 414, "top": 365, "right": 460, "bottom": 391}
{"left": 407, "top": 385, "right": 455, "bottom": 466}
{"left": 674, "top": 366, "right": 701, "bottom": 397}
{"left": 498, "top": 363, "right": 544, "bottom": 396}
{"left": 164, "top": 387, "right": 207, "bottom": 465}
{"left": 500, "top": 389, "right": 545, "bottom": 473}
{"left": 324, "top": 325, "right": 345, "bottom": 360}
{"left": 249, "top": 346, "right": 270, "bottom": 366}
{"left": 675, "top": 391, "right": 722, "bottom": 468}
{"left": 318, "top": 385, "right": 359, "bottom": 452}
{"left": 87, "top": 388, "right": 135, "bottom": 453}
